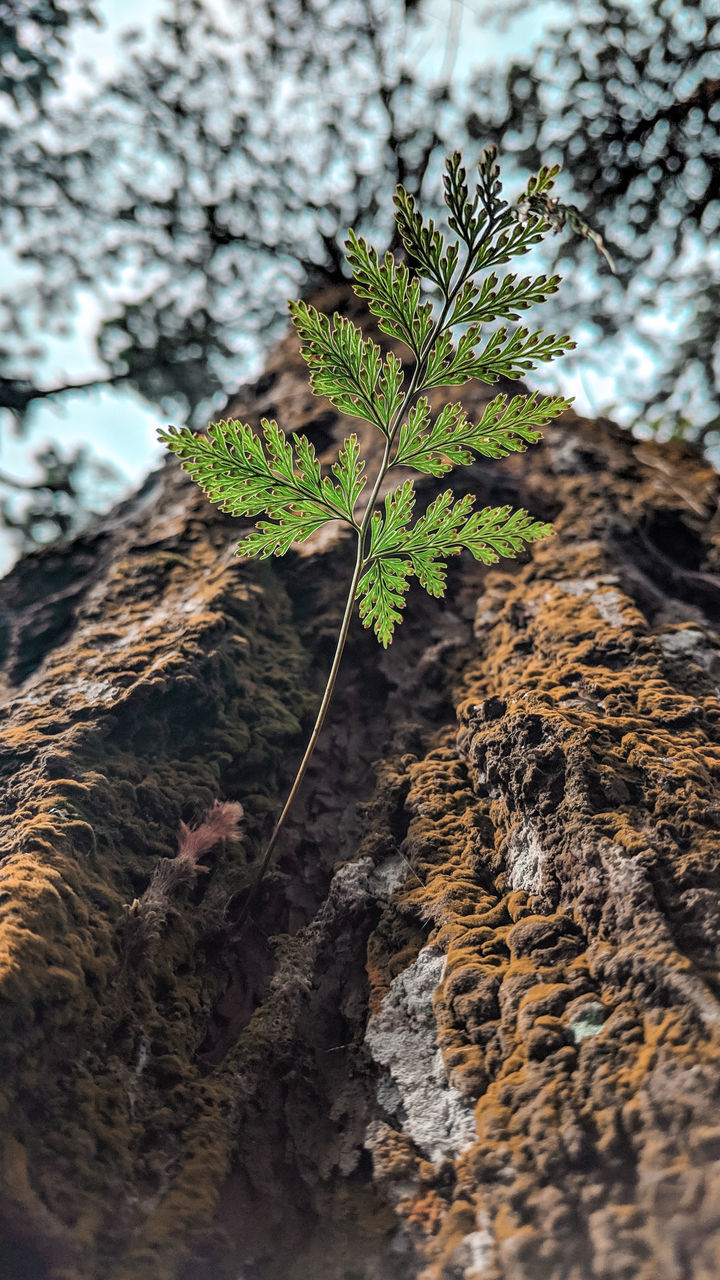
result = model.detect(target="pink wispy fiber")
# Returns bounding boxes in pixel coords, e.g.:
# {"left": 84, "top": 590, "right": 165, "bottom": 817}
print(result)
{"left": 176, "top": 799, "right": 244, "bottom": 872}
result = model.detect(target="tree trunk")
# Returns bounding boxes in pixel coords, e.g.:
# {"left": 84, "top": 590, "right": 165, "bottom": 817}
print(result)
{"left": 1, "top": 288, "right": 719, "bottom": 1280}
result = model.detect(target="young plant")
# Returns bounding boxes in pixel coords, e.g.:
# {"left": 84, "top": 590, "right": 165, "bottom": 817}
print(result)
{"left": 159, "top": 148, "right": 613, "bottom": 916}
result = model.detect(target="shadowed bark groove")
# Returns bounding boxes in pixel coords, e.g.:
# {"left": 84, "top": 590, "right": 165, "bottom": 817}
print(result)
{"left": 0, "top": 289, "right": 719, "bottom": 1279}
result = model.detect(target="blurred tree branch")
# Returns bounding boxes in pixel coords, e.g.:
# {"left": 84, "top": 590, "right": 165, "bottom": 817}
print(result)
{"left": 467, "top": 0, "right": 720, "bottom": 443}
{"left": 3, "top": 0, "right": 720, "bottom": 568}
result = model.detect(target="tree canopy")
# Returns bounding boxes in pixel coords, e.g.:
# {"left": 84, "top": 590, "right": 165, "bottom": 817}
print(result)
{"left": 2, "top": 0, "right": 719, "bottom": 554}
{"left": 0, "top": 0, "right": 98, "bottom": 109}
{"left": 469, "top": 0, "right": 720, "bottom": 441}
{"left": 3, "top": 0, "right": 453, "bottom": 430}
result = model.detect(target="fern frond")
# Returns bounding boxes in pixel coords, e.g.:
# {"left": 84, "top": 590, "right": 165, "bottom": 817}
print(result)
{"left": 158, "top": 418, "right": 364, "bottom": 557}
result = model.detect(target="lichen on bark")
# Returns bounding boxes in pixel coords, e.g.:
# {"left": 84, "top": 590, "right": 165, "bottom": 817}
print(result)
{"left": 0, "top": 289, "right": 719, "bottom": 1279}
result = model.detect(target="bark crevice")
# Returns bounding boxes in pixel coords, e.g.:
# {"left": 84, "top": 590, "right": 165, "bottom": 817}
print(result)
{"left": 0, "top": 294, "right": 719, "bottom": 1278}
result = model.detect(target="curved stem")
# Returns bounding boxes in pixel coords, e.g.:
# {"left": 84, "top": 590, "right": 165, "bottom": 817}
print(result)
{"left": 237, "top": 534, "right": 366, "bottom": 927}
{"left": 239, "top": 429, "right": 396, "bottom": 926}
{"left": 239, "top": 228, "right": 494, "bottom": 927}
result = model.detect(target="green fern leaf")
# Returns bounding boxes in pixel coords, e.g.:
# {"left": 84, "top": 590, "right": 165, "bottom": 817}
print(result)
{"left": 329, "top": 433, "right": 366, "bottom": 521}
{"left": 423, "top": 325, "right": 575, "bottom": 389}
{"left": 366, "top": 479, "right": 415, "bottom": 557}
{"left": 456, "top": 503, "right": 554, "bottom": 564}
{"left": 393, "top": 392, "right": 571, "bottom": 475}
{"left": 443, "top": 150, "right": 484, "bottom": 247}
{"left": 163, "top": 147, "right": 608, "bottom": 648}
{"left": 289, "top": 301, "right": 404, "bottom": 433}
{"left": 158, "top": 418, "right": 361, "bottom": 557}
{"left": 448, "top": 271, "right": 562, "bottom": 327}
{"left": 357, "top": 556, "right": 412, "bottom": 647}
{"left": 345, "top": 230, "right": 434, "bottom": 357}
{"left": 393, "top": 399, "right": 470, "bottom": 476}
{"left": 239, "top": 511, "right": 332, "bottom": 558}
{"left": 393, "top": 186, "right": 459, "bottom": 293}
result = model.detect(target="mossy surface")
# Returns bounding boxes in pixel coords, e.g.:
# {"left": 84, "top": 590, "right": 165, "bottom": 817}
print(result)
{"left": 0, "top": 289, "right": 719, "bottom": 1278}
{"left": 360, "top": 404, "right": 720, "bottom": 1278}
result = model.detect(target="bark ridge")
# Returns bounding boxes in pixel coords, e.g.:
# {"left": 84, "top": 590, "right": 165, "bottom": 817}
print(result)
{"left": 0, "top": 293, "right": 719, "bottom": 1279}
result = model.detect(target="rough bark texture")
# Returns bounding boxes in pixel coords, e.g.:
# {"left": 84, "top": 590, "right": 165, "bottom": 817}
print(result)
{"left": 1, "top": 288, "right": 719, "bottom": 1280}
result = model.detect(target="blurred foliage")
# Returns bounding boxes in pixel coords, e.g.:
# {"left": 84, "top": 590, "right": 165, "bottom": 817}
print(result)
{"left": 0, "top": 0, "right": 119, "bottom": 553}
{"left": 2, "top": 0, "right": 720, "bottom": 564}
{"left": 0, "top": 0, "right": 98, "bottom": 108}
{"left": 3, "top": 0, "right": 455, "bottom": 433}
{"left": 0, "top": 444, "right": 121, "bottom": 558}
{"left": 470, "top": 0, "right": 720, "bottom": 444}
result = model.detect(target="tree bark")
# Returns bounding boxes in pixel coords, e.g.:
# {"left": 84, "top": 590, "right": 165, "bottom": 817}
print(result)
{"left": 1, "top": 288, "right": 719, "bottom": 1280}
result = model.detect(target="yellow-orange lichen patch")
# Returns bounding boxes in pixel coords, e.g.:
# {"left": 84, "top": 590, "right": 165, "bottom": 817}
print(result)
{"left": 0, "top": 412, "right": 328, "bottom": 1275}
{"left": 362, "top": 407, "right": 720, "bottom": 1277}
{"left": 0, "top": 306, "right": 719, "bottom": 1277}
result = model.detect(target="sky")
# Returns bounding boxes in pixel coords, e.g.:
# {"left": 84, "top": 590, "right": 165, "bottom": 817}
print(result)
{"left": 0, "top": 0, "right": 643, "bottom": 572}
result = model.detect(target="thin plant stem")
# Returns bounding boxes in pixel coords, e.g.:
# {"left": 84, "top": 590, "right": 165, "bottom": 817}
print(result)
{"left": 236, "top": 536, "right": 365, "bottom": 927}
{"left": 239, "top": 418, "right": 400, "bottom": 913}
{"left": 160, "top": 150, "right": 608, "bottom": 937}
{"left": 239, "top": 236, "right": 485, "bottom": 924}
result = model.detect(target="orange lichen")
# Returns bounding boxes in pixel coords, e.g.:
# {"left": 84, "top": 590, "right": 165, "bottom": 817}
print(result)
{"left": 359, "top": 410, "right": 720, "bottom": 1276}
{"left": 1, "top": 299, "right": 720, "bottom": 1277}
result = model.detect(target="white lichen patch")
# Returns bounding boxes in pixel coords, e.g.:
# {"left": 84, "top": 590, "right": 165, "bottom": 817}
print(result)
{"left": 365, "top": 947, "right": 477, "bottom": 1165}
{"left": 505, "top": 821, "right": 546, "bottom": 895}
{"left": 589, "top": 588, "right": 627, "bottom": 628}
{"left": 12, "top": 674, "right": 120, "bottom": 707}
{"left": 368, "top": 852, "right": 411, "bottom": 897}
{"left": 57, "top": 677, "right": 120, "bottom": 705}
{"left": 568, "top": 1001, "right": 606, "bottom": 1044}
{"left": 659, "top": 628, "right": 719, "bottom": 673}
{"left": 555, "top": 574, "right": 619, "bottom": 597}
{"left": 554, "top": 577, "right": 630, "bottom": 628}
{"left": 456, "top": 1217, "right": 496, "bottom": 1279}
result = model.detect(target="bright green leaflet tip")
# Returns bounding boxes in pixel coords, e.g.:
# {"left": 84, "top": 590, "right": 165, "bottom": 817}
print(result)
{"left": 160, "top": 148, "right": 611, "bottom": 911}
